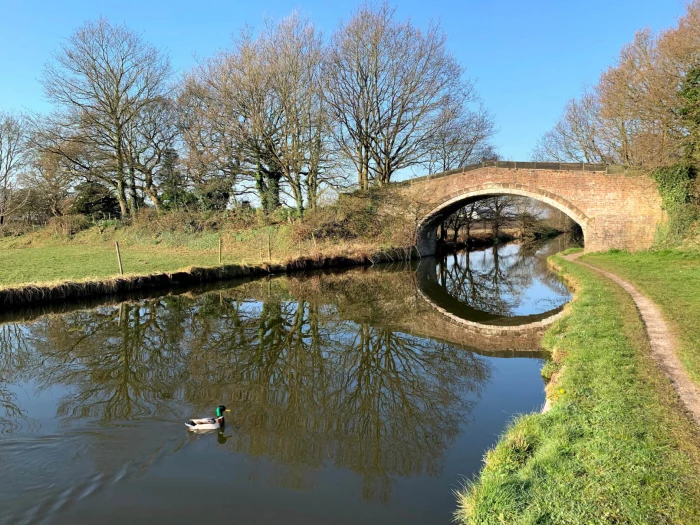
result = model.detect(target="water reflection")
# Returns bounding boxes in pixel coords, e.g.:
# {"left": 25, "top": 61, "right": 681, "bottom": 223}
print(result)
{"left": 0, "top": 242, "right": 559, "bottom": 524}
{"left": 418, "top": 237, "right": 574, "bottom": 326}
{"left": 0, "top": 280, "right": 490, "bottom": 513}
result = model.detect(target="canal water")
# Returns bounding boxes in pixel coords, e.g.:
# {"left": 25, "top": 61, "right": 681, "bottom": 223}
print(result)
{"left": 0, "top": 237, "right": 575, "bottom": 525}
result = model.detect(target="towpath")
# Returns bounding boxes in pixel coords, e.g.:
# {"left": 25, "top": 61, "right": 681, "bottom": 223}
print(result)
{"left": 565, "top": 252, "right": 700, "bottom": 426}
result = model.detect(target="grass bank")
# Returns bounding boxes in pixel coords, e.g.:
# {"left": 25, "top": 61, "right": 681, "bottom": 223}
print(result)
{"left": 456, "top": 255, "right": 700, "bottom": 524}
{"left": 583, "top": 249, "right": 700, "bottom": 388}
{"left": 0, "top": 192, "right": 418, "bottom": 291}
{"left": 0, "top": 233, "right": 394, "bottom": 289}
{"left": 0, "top": 218, "right": 415, "bottom": 308}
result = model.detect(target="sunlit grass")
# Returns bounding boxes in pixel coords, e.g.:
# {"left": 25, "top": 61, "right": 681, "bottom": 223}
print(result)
{"left": 0, "top": 224, "right": 393, "bottom": 289}
{"left": 584, "top": 249, "right": 700, "bottom": 387}
{"left": 0, "top": 245, "right": 220, "bottom": 288}
{"left": 456, "top": 255, "right": 700, "bottom": 524}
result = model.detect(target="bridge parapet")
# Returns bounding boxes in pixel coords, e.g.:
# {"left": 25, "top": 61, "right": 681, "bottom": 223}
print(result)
{"left": 403, "top": 163, "right": 663, "bottom": 254}
{"left": 404, "top": 161, "right": 627, "bottom": 185}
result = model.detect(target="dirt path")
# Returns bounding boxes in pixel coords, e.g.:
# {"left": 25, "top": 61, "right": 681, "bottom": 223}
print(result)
{"left": 565, "top": 252, "right": 700, "bottom": 426}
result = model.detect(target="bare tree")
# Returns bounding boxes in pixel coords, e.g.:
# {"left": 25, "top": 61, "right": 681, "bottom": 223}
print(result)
{"left": 261, "top": 14, "right": 333, "bottom": 215}
{"left": 533, "top": 1, "right": 700, "bottom": 168}
{"left": 181, "top": 14, "right": 339, "bottom": 215}
{"left": 532, "top": 91, "right": 608, "bottom": 163}
{"left": 19, "top": 149, "right": 73, "bottom": 220}
{"left": 425, "top": 105, "right": 496, "bottom": 174}
{"left": 181, "top": 28, "right": 284, "bottom": 212}
{"left": 178, "top": 73, "right": 242, "bottom": 208}
{"left": 512, "top": 198, "right": 546, "bottom": 238}
{"left": 123, "top": 97, "right": 180, "bottom": 211}
{"left": 443, "top": 203, "right": 478, "bottom": 243}
{"left": 324, "top": 3, "right": 471, "bottom": 189}
{"left": 477, "top": 197, "right": 517, "bottom": 239}
{"left": 36, "top": 17, "right": 172, "bottom": 218}
{"left": 0, "top": 112, "right": 30, "bottom": 229}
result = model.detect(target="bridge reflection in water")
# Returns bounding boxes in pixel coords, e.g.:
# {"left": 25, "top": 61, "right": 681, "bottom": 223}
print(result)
{"left": 0, "top": 238, "right": 570, "bottom": 525}
{"left": 411, "top": 236, "right": 576, "bottom": 353}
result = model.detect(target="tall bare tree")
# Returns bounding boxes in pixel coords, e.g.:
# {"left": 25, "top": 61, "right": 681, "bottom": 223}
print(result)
{"left": 123, "top": 97, "right": 180, "bottom": 212}
{"left": 181, "top": 14, "right": 336, "bottom": 215}
{"left": 0, "top": 112, "right": 30, "bottom": 229}
{"left": 324, "top": 3, "right": 471, "bottom": 189}
{"left": 181, "top": 28, "right": 283, "bottom": 212}
{"left": 261, "top": 14, "right": 332, "bottom": 215}
{"left": 36, "top": 17, "right": 172, "bottom": 218}
{"left": 532, "top": 91, "right": 608, "bottom": 163}
{"left": 534, "top": 1, "right": 700, "bottom": 168}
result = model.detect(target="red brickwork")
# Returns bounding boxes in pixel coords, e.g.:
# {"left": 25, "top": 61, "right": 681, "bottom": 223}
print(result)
{"left": 392, "top": 294, "right": 554, "bottom": 354}
{"left": 405, "top": 166, "right": 663, "bottom": 253}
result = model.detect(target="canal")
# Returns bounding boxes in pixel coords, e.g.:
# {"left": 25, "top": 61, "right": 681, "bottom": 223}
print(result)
{"left": 0, "top": 237, "right": 575, "bottom": 524}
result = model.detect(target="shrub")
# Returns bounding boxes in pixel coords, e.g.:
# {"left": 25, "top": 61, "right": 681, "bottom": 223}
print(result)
{"left": 653, "top": 163, "right": 700, "bottom": 247}
{"left": 293, "top": 188, "right": 416, "bottom": 247}
{"left": 47, "top": 214, "right": 91, "bottom": 237}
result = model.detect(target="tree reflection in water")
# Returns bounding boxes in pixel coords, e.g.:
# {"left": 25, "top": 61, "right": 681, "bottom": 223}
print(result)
{"left": 0, "top": 272, "right": 491, "bottom": 501}
{"left": 436, "top": 239, "right": 572, "bottom": 317}
{"left": 0, "top": 324, "right": 34, "bottom": 432}
{"left": 26, "top": 299, "right": 191, "bottom": 423}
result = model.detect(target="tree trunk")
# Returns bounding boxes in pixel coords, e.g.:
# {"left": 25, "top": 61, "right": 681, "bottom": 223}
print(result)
{"left": 146, "top": 188, "right": 161, "bottom": 213}
{"left": 116, "top": 178, "right": 129, "bottom": 218}
{"left": 145, "top": 172, "right": 161, "bottom": 212}
{"left": 128, "top": 168, "right": 139, "bottom": 216}
{"left": 293, "top": 176, "right": 304, "bottom": 218}
{"left": 254, "top": 162, "right": 268, "bottom": 212}
{"left": 306, "top": 171, "right": 318, "bottom": 211}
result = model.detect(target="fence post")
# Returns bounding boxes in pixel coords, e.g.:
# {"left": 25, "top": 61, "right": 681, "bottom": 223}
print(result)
{"left": 267, "top": 228, "right": 272, "bottom": 263}
{"left": 219, "top": 235, "right": 222, "bottom": 265}
{"left": 115, "top": 241, "right": 124, "bottom": 275}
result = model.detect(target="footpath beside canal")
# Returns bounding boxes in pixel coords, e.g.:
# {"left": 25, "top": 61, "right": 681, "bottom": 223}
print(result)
{"left": 567, "top": 252, "right": 700, "bottom": 425}
{"left": 457, "top": 251, "right": 700, "bottom": 524}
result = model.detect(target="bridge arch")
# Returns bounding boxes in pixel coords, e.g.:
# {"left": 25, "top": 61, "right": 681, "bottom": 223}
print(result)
{"left": 415, "top": 183, "right": 590, "bottom": 256}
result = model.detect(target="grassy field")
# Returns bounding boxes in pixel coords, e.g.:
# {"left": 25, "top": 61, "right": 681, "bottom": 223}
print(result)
{"left": 0, "top": 222, "right": 392, "bottom": 289}
{"left": 0, "top": 245, "right": 222, "bottom": 287}
{"left": 456, "top": 255, "right": 700, "bottom": 524}
{"left": 583, "top": 249, "right": 700, "bottom": 387}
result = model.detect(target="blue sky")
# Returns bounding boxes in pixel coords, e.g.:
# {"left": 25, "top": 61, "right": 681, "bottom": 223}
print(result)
{"left": 0, "top": 0, "right": 688, "bottom": 160}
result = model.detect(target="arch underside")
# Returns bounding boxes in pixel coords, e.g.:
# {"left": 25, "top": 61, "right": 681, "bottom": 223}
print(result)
{"left": 421, "top": 185, "right": 589, "bottom": 229}
{"left": 415, "top": 184, "right": 589, "bottom": 256}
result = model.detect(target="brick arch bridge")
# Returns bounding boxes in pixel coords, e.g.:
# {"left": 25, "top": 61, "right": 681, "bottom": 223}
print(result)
{"left": 402, "top": 162, "right": 664, "bottom": 255}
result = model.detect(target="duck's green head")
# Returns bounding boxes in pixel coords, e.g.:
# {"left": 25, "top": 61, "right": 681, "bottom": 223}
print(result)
{"left": 216, "top": 405, "right": 230, "bottom": 417}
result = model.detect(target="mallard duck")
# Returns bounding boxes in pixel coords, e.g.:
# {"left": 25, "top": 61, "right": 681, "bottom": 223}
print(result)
{"left": 185, "top": 405, "right": 231, "bottom": 431}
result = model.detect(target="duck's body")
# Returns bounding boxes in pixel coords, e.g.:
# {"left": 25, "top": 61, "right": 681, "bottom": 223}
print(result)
{"left": 185, "top": 405, "right": 230, "bottom": 431}
{"left": 185, "top": 416, "right": 224, "bottom": 430}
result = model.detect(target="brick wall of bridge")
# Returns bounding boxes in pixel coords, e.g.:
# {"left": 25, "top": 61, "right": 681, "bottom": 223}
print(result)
{"left": 405, "top": 166, "right": 664, "bottom": 254}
